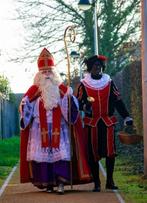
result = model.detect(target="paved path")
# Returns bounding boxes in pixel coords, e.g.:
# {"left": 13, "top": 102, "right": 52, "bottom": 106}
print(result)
{"left": 0, "top": 166, "right": 124, "bottom": 203}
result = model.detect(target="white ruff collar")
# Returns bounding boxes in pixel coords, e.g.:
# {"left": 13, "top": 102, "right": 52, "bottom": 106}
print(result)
{"left": 81, "top": 73, "right": 111, "bottom": 90}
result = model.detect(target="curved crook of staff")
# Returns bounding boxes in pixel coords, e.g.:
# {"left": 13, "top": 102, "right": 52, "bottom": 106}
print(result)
{"left": 63, "top": 25, "right": 76, "bottom": 190}
{"left": 64, "top": 25, "right": 76, "bottom": 86}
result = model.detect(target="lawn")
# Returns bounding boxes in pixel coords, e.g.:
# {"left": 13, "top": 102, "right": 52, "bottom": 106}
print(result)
{"left": 0, "top": 136, "right": 20, "bottom": 187}
{"left": 114, "top": 158, "right": 147, "bottom": 203}
{"left": 111, "top": 135, "right": 147, "bottom": 203}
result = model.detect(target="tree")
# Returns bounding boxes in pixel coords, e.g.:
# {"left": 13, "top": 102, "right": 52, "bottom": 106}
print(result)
{"left": 98, "top": 0, "right": 141, "bottom": 74}
{"left": 0, "top": 75, "right": 13, "bottom": 100}
{"left": 14, "top": 0, "right": 141, "bottom": 75}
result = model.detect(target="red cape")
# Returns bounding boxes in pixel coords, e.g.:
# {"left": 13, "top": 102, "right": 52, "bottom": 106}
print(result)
{"left": 20, "top": 85, "right": 92, "bottom": 184}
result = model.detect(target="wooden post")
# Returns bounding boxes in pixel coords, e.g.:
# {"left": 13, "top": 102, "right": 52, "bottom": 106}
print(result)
{"left": 141, "top": 0, "right": 147, "bottom": 176}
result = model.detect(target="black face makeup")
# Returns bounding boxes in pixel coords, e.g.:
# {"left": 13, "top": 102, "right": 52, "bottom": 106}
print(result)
{"left": 90, "top": 61, "right": 103, "bottom": 80}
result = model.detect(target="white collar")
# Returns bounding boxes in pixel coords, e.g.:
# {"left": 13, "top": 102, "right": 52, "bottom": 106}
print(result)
{"left": 81, "top": 73, "right": 111, "bottom": 90}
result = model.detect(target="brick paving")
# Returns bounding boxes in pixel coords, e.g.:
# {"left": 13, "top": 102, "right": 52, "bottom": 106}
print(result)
{"left": 0, "top": 166, "right": 123, "bottom": 203}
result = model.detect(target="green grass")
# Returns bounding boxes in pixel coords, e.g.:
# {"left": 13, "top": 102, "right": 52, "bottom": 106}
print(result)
{"left": 114, "top": 158, "right": 147, "bottom": 203}
{"left": 100, "top": 155, "right": 147, "bottom": 203}
{"left": 0, "top": 166, "right": 12, "bottom": 187}
{"left": 100, "top": 157, "right": 147, "bottom": 203}
{"left": 0, "top": 136, "right": 20, "bottom": 187}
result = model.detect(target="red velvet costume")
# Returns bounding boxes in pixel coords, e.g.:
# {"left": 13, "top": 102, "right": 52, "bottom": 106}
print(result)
{"left": 76, "top": 76, "right": 129, "bottom": 160}
{"left": 82, "top": 80, "right": 117, "bottom": 161}
{"left": 76, "top": 72, "right": 130, "bottom": 190}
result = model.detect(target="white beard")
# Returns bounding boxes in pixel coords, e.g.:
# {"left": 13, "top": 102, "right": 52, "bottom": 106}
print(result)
{"left": 34, "top": 70, "right": 62, "bottom": 110}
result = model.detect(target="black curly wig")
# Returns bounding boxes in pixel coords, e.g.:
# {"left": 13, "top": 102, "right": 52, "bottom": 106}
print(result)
{"left": 83, "top": 55, "right": 106, "bottom": 72}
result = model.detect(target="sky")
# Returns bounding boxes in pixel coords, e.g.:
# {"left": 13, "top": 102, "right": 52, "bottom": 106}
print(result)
{"left": 0, "top": 0, "right": 80, "bottom": 94}
{"left": 0, "top": 0, "right": 42, "bottom": 93}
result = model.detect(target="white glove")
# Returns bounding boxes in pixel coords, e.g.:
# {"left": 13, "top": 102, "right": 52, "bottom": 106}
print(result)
{"left": 124, "top": 116, "right": 133, "bottom": 126}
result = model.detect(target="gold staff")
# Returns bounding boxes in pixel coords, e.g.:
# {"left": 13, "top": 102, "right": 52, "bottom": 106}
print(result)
{"left": 64, "top": 25, "right": 76, "bottom": 190}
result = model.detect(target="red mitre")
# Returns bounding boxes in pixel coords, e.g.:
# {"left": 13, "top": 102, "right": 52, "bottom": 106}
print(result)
{"left": 37, "top": 48, "right": 54, "bottom": 71}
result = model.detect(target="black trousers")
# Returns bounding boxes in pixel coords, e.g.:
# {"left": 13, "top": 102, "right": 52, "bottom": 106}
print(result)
{"left": 88, "top": 127, "right": 115, "bottom": 186}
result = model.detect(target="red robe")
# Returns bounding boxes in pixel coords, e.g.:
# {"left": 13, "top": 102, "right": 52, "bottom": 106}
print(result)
{"left": 20, "top": 84, "right": 92, "bottom": 184}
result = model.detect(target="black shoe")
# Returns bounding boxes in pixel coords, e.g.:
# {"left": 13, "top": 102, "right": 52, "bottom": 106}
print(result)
{"left": 46, "top": 186, "right": 54, "bottom": 193}
{"left": 57, "top": 183, "right": 64, "bottom": 195}
{"left": 92, "top": 186, "right": 101, "bottom": 192}
{"left": 106, "top": 183, "right": 118, "bottom": 190}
